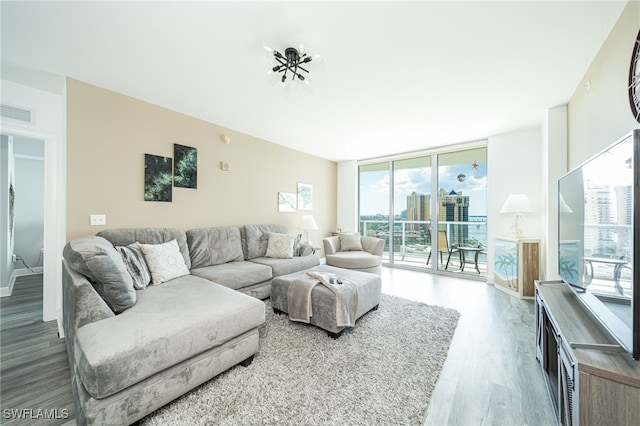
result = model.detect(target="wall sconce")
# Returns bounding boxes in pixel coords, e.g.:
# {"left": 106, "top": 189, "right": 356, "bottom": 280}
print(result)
{"left": 500, "top": 193, "right": 533, "bottom": 238}
{"left": 298, "top": 214, "right": 318, "bottom": 245}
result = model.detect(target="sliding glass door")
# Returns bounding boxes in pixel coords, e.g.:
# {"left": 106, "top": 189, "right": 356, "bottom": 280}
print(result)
{"left": 436, "top": 148, "right": 487, "bottom": 274}
{"left": 358, "top": 147, "right": 487, "bottom": 277}
{"left": 393, "top": 157, "right": 432, "bottom": 266}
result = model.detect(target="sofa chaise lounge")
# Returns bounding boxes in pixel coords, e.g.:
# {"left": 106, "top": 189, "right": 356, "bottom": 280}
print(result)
{"left": 62, "top": 225, "right": 320, "bottom": 425}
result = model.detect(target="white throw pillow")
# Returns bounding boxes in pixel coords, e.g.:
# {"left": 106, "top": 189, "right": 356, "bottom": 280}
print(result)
{"left": 266, "top": 233, "right": 295, "bottom": 259}
{"left": 139, "top": 239, "right": 190, "bottom": 285}
{"left": 339, "top": 233, "right": 363, "bottom": 251}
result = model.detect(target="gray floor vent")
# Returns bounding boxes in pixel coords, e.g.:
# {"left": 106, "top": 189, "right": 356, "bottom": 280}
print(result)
{"left": 1, "top": 104, "right": 34, "bottom": 124}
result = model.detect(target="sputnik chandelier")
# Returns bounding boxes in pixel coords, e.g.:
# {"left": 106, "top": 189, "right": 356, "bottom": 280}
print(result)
{"left": 265, "top": 45, "right": 319, "bottom": 87}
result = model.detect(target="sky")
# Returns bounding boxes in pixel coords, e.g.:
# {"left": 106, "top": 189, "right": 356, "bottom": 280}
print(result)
{"left": 360, "top": 161, "right": 488, "bottom": 217}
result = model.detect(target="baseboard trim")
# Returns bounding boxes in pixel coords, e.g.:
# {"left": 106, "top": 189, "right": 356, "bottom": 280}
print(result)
{"left": 0, "top": 275, "right": 16, "bottom": 298}
{"left": 0, "top": 267, "right": 44, "bottom": 298}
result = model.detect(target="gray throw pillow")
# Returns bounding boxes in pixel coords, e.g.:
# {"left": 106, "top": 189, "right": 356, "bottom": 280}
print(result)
{"left": 63, "top": 236, "right": 136, "bottom": 314}
{"left": 339, "top": 233, "right": 363, "bottom": 251}
{"left": 293, "top": 233, "right": 302, "bottom": 256}
{"left": 116, "top": 242, "right": 151, "bottom": 290}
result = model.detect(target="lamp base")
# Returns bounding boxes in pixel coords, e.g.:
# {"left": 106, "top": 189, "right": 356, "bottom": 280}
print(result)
{"left": 509, "top": 213, "right": 525, "bottom": 238}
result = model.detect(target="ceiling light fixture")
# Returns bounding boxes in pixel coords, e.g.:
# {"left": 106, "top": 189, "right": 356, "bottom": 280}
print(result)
{"left": 265, "top": 45, "right": 319, "bottom": 88}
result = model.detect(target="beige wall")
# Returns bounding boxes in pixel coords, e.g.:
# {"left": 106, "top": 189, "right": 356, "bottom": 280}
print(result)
{"left": 568, "top": 0, "right": 640, "bottom": 167}
{"left": 66, "top": 79, "right": 337, "bottom": 243}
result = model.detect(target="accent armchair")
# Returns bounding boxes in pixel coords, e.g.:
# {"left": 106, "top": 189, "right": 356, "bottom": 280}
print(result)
{"left": 323, "top": 234, "right": 384, "bottom": 275}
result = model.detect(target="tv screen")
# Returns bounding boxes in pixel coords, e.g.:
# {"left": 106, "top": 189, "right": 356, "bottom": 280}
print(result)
{"left": 558, "top": 129, "right": 639, "bottom": 360}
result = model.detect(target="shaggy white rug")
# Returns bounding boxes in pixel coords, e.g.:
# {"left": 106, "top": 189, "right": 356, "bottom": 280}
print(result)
{"left": 140, "top": 294, "right": 460, "bottom": 426}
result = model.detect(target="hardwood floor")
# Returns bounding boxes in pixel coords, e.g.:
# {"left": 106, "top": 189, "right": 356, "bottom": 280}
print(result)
{"left": 0, "top": 269, "right": 556, "bottom": 425}
{"left": 380, "top": 267, "right": 557, "bottom": 425}
{"left": 0, "top": 275, "right": 74, "bottom": 426}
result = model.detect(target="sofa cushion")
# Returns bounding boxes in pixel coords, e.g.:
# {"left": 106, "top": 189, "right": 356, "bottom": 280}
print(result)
{"left": 339, "top": 233, "right": 363, "bottom": 251}
{"left": 190, "top": 261, "right": 272, "bottom": 291}
{"left": 74, "top": 275, "right": 265, "bottom": 399}
{"left": 139, "top": 239, "right": 190, "bottom": 285}
{"left": 97, "top": 228, "right": 191, "bottom": 270}
{"left": 265, "top": 233, "right": 295, "bottom": 259}
{"left": 63, "top": 236, "right": 136, "bottom": 314}
{"left": 186, "top": 227, "right": 244, "bottom": 269}
{"left": 116, "top": 243, "right": 151, "bottom": 290}
{"left": 242, "top": 224, "right": 288, "bottom": 259}
{"left": 249, "top": 254, "right": 321, "bottom": 278}
{"left": 326, "top": 251, "right": 382, "bottom": 269}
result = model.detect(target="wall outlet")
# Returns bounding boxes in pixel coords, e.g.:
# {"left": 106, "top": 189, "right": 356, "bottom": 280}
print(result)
{"left": 11, "top": 254, "right": 17, "bottom": 263}
{"left": 90, "top": 214, "right": 106, "bottom": 226}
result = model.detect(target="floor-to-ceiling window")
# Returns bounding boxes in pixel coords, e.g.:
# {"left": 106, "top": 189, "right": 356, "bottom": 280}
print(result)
{"left": 358, "top": 146, "right": 487, "bottom": 278}
{"left": 436, "top": 148, "right": 487, "bottom": 275}
{"left": 358, "top": 162, "right": 391, "bottom": 263}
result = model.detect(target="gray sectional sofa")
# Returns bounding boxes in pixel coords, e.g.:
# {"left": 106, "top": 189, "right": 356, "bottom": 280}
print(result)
{"left": 62, "top": 225, "right": 320, "bottom": 425}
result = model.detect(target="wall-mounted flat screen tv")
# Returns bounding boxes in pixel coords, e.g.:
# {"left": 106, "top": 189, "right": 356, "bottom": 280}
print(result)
{"left": 558, "top": 129, "right": 639, "bottom": 360}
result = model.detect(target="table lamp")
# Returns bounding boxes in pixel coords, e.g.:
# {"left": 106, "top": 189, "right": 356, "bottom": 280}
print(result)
{"left": 299, "top": 214, "right": 318, "bottom": 245}
{"left": 500, "top": 193, "right": 533, "bottom": 238}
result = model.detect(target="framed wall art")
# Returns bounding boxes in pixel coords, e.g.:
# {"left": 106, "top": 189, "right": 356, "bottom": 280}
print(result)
{"left": 173, "top": 143, "right": 197, "bottom": 189}
{"left": 297, "top": 182, "right": 313, "bottom": 211}
{"left": 278, "top": 192, "right": 297, "bottom": 212}
{"left": 144, "top": 154, "right": 173, "bottom": 202}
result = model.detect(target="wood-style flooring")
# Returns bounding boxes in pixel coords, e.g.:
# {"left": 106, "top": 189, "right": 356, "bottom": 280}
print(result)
{"left": 0, "top": 275, "right": 74, "bottom": 425}
{"left": 380, "top": 268, "right": 557, "bottom": 425}
{"left": 0, "top": 269, "right": 557, "bottom": 425}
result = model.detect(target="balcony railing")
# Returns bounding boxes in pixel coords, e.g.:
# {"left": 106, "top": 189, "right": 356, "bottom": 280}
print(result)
{"left": 359, "top": 219, "right": 487, "bottom": 275}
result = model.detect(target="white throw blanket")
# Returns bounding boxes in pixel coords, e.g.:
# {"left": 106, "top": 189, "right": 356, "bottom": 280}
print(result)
{"left": 287, "top": 278, "right": 318, "bottom": 324}
{"left": 287, "top": 272, "right": 358, "bottom": 327}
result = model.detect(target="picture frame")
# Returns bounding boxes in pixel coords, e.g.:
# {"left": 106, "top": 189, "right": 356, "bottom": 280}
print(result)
{"left": 297, "top": 182, "right": 313, "bottom": 211}
{"left": 278, "top": 192, "right": 297, "bottom": 212}
{"left": 144, "top": 154, "right": 173, "bottom": 202}
{"left": 173, "top": 143, "right": 197, "bottom": 189}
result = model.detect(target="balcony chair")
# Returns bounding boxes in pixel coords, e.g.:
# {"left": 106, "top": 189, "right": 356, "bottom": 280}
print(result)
{"left": 426, "top": 230, "right": 459, "bottom": 269}
{"left": 323, "top": 233, "right": 384, "bottom": 275}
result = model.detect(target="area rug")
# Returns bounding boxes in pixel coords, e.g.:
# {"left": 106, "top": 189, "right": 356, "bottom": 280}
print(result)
{"left": 140, "top": 294, "right": 460, "bottom": 426}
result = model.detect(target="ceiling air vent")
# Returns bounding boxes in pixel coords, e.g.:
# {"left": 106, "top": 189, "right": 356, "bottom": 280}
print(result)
{"left": 1, "top": 104, "right": 34, "bottom": 124}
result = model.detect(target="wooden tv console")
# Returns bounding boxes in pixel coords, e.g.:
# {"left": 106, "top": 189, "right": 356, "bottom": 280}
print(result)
{"left": 535, "top": 280, "right": 640, "bottom": 426}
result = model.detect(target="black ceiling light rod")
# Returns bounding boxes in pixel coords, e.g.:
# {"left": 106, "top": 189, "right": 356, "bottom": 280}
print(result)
{"left": 269, "top": 46, "right": 314, "bottom": 86}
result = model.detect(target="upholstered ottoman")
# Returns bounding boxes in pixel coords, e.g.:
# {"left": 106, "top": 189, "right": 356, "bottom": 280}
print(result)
{"left": 270, "top": 265, "right": 381, "bottom": 338}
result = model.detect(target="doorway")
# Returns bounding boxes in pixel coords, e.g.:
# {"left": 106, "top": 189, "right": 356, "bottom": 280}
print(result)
{"left": 0, "top": 127, "right": 59, "bottom": 330}
{"left": 0, "top": 134, "right": 45, "bottom": 294}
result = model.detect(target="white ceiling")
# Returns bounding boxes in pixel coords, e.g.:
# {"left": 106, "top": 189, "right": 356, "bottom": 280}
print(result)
{"left": 0, "top": 1, "right": 628, "bottom": 162}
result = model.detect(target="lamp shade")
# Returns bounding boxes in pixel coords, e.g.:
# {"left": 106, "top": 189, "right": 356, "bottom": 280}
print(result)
{"left": 298, "top": 214, "right": 318, "bottom": 231}
{"left": 500, "top": 193, "right": 533, "bottom": 214}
